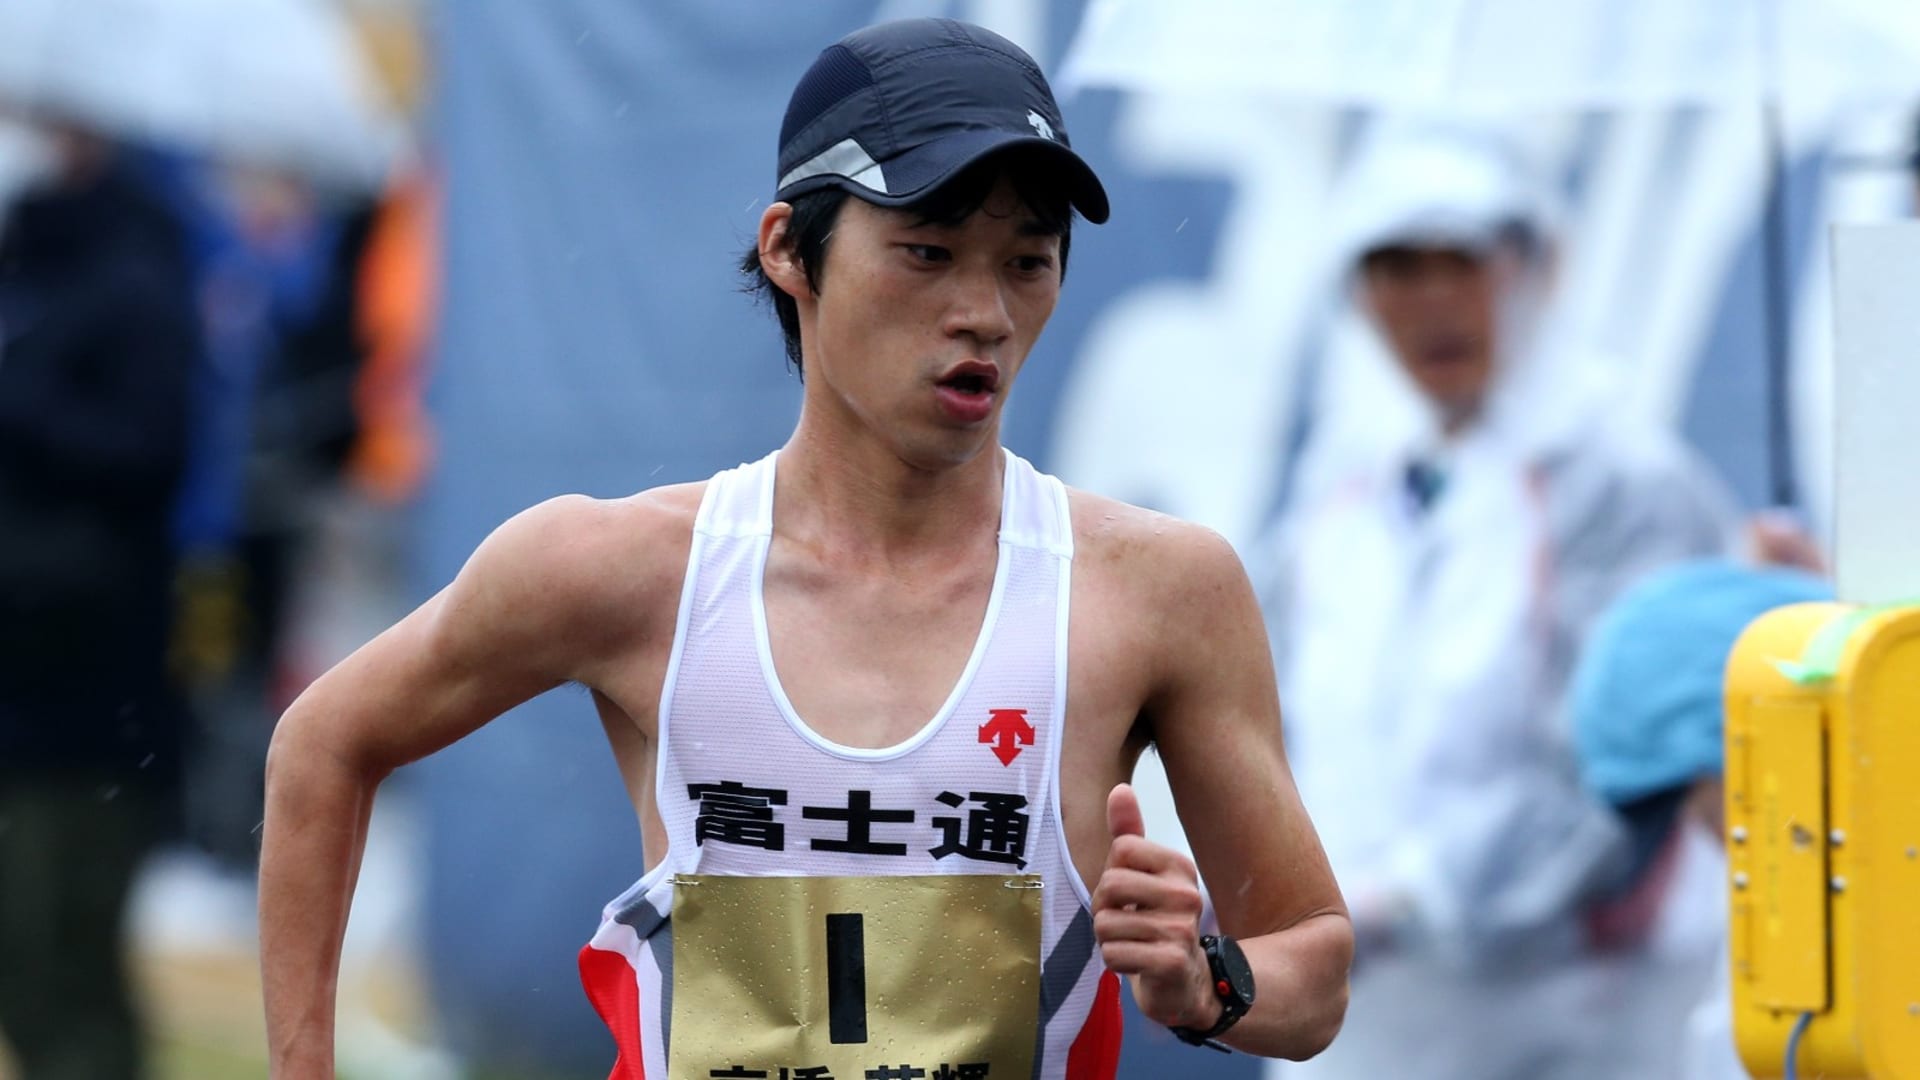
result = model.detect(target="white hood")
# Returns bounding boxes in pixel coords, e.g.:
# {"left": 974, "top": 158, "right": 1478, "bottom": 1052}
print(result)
{"left": 1308, "top": 117, "right": 1617, "bottom": 482}
{"left": 1330, "top": 116, "right": 1559, "bottom": 269}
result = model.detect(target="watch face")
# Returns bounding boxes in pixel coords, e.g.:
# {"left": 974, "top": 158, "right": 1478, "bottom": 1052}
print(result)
{"left": 1217, "top": 936, "right": 1257, "bottom": 1005}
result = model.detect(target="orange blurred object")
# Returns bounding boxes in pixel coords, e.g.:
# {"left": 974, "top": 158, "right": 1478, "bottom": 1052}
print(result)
{"left": 348, "top": 169, "right": 437, "bottom": 505}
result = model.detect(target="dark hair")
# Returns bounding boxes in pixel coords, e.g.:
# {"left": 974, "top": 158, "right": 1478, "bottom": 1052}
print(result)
{"left": 739, "top": 149, "right": 1076, "bottom": 376}
{"left": 1358, "top": 219, "right": 1543, "bottom": 277}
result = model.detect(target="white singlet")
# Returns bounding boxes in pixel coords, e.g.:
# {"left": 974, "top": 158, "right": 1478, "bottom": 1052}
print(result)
{"left": 579, "top": 448, "right": 1121, "bottom": 1080}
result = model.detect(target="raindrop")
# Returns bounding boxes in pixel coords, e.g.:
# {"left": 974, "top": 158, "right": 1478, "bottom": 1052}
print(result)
{"left": 649, "top": 465, "right": 665, "bottom": 477}
{"left": 99, "top": 785, "right": 121, "bottom": 802}
{"left": 614, "top": 101, "right": 630, "bottom": 119}
{"left": 138, "top": 753, "right": 155, "bottom": 769}
{"left": 576, "top": 29, "right": 592, "bottom": 44}
{"left": 1175, "top": 218, "right": 1189, "bottom": 233}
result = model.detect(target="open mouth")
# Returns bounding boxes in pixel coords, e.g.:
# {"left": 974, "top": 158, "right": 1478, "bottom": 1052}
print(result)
{"left": 933, "top": 365, "right": 1000, "bottom": 423}
{"left": 936, "top": 361, "right": 1000, "bottom": 396}
{"left": 1419, "top": 335, "right": 1481, "bottom": 366}
{"left": 941, "top": 372, "right": 994, "bottom": 395}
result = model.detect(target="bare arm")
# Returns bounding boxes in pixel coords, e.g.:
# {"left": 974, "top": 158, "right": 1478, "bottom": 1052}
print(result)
{"left": 259, "top": 493, "right": 679, "bottom": 1078}
{"left": 1092, "top": 522, "right": 1351, "bottom": 1060}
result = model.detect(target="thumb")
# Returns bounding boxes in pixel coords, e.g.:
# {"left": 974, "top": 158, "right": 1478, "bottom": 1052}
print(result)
{"left": 1107, "top": 782, "right": 1146, "bottom": 841}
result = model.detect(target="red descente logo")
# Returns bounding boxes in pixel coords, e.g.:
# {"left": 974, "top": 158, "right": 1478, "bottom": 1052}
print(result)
{"left": 979, "top": 708, "right": 1035, "bottom": 766}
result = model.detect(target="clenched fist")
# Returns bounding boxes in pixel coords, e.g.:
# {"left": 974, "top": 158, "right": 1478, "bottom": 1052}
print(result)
{"left": 1091, "top": 783, "right": 1221, "bottom": 1031}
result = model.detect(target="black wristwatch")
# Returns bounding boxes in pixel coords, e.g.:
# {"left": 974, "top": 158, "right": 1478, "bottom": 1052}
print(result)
{"left": 1170, "top": 934, "right": 1256, "bottom": 1052}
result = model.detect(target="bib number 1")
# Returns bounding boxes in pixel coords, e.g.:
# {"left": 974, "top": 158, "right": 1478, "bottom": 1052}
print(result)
{"left": 825, "top": 912, "right": 867, "bottom": 1044}
{"left": 669, "top": 874, "right": 1042, "bottom": 1080}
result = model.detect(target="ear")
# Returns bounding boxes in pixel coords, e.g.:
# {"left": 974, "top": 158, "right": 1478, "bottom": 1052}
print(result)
{"left": 757, "top": 202, "right": 809, "bottom": 302}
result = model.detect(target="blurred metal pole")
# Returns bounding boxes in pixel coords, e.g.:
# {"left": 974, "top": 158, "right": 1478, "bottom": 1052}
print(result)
{"left": 1760, "top": 0, "right": 1799, "bottom": 509}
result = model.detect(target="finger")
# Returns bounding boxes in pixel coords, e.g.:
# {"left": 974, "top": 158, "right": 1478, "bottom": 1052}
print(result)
{"left": 1093, "top": 867, "right": 1204, "bottom": 916}
{"left": 1098, "top": 940, "right": 1150, "bottom": 975}
{"left": 1104, "top": 833, "right": 1199, "bottom": 878}
{"left": 1093, "top": 906, "right": 1200, "bottom": 949}
{"left": 1107, "top": 782, "right": 1145, "bottom": 842}
{"left": 1098, "top": 939, "right": 1194, "bottom": 979}
{"left": 1091, "top": 907, "right": 1162, "bottom": 944}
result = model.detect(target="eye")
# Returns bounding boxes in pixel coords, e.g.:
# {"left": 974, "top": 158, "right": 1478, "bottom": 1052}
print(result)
{"left": 903, "top": 244, "right": 952, "bottom": 264}
{"left": 1010, "top": 254, "right": 1056, "bottom": 275}
{"left": 1363, "top": 248, "right": 1421, "bottom": 282}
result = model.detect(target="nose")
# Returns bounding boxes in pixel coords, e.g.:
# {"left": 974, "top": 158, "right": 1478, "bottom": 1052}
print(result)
{"left": 941, "top": 265, "right": 1014, "bottom": 348}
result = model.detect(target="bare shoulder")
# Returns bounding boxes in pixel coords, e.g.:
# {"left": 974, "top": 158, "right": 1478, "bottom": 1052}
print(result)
{"left": 483, "top": 481, "right": 702, "bottom": 579}
{"left": 447, "top": 481, "right": 707, "bottom": 665}
{"left": 525, "top": 481, "right": 703, "bottom": 560}
{"left": 1065, "top": 487, "right": 1251, "bottom": 615}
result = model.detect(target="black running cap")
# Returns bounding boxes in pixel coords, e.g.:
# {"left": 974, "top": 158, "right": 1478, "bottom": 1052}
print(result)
{"left": 775, "top": 18, "right": 1110, "bottom": 225}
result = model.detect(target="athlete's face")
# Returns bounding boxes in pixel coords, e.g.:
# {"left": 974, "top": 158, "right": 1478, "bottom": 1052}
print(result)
{"left": 765, "top": 176, "right": 1064, "bottom": 468}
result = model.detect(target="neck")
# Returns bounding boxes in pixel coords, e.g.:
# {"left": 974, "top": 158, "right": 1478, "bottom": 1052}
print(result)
{"left": 1437, "top": 398, "right": 1483, "bottom": 440}
{"left": 776, "top": 409, "right": 1005, "bottom": 564}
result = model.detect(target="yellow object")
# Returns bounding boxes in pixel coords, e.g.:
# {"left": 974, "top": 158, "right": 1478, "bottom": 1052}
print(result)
{"left": 1726, "top": 602, "right": 1920, "bottom": 1078}
{"left": 169, "top": 551, "right": 248, "bottom": 688}
{"left": 669, "top": 873, "right": 1042, "bottom": 1080}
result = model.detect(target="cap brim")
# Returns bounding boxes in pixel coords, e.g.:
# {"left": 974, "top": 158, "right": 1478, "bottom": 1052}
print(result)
{"left": 1341, "top": 210, "right": 1534, "bottom": 275}
{"left": 1355, "top": 223, "right": 1505, "bottom": 257}
{"left": 780, "top": 128, "right": 1110, "bottom": 225}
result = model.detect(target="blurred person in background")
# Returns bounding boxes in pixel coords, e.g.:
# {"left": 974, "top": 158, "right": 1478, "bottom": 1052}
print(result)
{"left": 157, "top": 153, "right": 380, "bottom": 878}
{"left": 1570, "top": 528, "right": 1831, "bottom": 1080}
{"left": 0, "top": 107, "right": 199, "bottom": 1079}
{"left": 1262, "top": 122, "right": 1738, "bottom": 1080}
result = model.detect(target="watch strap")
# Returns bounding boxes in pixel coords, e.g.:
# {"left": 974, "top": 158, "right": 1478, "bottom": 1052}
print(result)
{"left": 1169, "top": 935, "right": 1251, "bottom": 1051}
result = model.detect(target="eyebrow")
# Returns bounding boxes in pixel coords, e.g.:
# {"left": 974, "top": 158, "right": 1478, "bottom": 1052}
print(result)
{"left": 1016, "top": 218, "right": 1065, "bottom": 239}
{"left": 897, "top": 211, "right": 1065, "bottom": 238}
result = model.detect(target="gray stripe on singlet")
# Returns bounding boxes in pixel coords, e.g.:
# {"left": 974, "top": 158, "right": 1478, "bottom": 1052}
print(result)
{"left": 1031, "top": 904, "right": 1098, "bottom": 1078}
{"left": 613, "top": 893, "right": 675, "bottom": 1057}
{"left": 612, "top": 890, "right": 667, "bottom": 938}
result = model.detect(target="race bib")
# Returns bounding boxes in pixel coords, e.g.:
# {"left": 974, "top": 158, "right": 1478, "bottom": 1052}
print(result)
{"left": 669, "top": 873, "right": 1042, "bottom": 1079}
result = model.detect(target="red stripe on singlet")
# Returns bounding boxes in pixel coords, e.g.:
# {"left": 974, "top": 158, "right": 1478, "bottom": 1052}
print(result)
{"left": 578, "top": 943, "right": 647, "bottom": 1080}
{"left": 1064, "top": 969, "right": 1125, "bottom": 1080}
